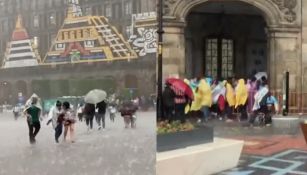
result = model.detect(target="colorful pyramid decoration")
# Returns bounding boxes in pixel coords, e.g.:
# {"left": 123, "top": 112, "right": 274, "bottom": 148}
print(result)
{"left": 44, "top": 0, "right": 137, "bottom": 64}
{"left": 2, "top": 15, "right": 41, "bottom": 68}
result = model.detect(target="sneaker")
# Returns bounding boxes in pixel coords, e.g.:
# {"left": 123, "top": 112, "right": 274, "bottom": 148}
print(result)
{"left": 98, "top": 126, "right": 102, "bottom": 130}
{"left": 197, "top": 119, "right": 201, "bottom": 123}
{"left": 219, "top": 117, "right": 223, "bottom": 121}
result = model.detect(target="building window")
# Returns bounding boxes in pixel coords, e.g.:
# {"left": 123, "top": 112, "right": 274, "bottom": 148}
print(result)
{"left": 124, "top": 2, "right": 132, "bottom": 15}
{"left": 105, "top": 5, "right": 111, "bottom": 17}
{"left": 84, "top": 7, "right": 92, "bottom": 16}
{"left": 112, "top": 4, "right": 120, "bottom": 19}
{"left": 205, "top": 38, "right": 234, "bottom": 79}
{"left": 49, "top": 12, "right": 56, "bottom": 25}
{"left": 33, "top": 15, "right": 39, "bottom": 28}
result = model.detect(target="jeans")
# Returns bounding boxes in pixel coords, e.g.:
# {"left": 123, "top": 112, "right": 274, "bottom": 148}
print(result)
{"left": 55, "top": 123, "right": 63, "bottom": 143}
{"left": 164, "top": 106, "right": 174, "bottom": 121}
{"left": 27, "top": 121, "right": 40, "bottom": 144}
{"left": 85, "top": 115, "right": 94, "bottom": 129}
{"left": 95, "top": 113, "right": 105, "bottom": 129}
{"left": 201, "top": 106, "right": 210, "bottom": 122}
{"left": 174, "top": 103, "right": 186, "bottom": 123}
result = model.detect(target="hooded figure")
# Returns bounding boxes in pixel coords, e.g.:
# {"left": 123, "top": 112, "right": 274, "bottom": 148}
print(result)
{"left": 235, "top": 79, "right": 248, "bottom": 109}
{"left": 225, "top": 81, "right": 235, "bottom": 107}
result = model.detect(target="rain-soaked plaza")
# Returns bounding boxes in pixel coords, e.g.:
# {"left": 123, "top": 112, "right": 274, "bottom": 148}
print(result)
{"left": 0, "top": 111, "right": 155, "bottom": 175}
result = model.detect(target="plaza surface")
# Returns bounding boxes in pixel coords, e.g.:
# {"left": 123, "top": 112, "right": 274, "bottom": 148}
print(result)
{"left": 207, "top": 117, "right": 307, "bottom": 175}
{"left": 0, "top": 111, "right": 156, "bottom": 175}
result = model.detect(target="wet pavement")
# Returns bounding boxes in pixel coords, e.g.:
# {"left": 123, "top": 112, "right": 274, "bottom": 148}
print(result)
{"left": 0, "top": 111, "right": 156, "bottom": 175}
{"left": 200, "top": 115, "right": 307, "bottom": 174}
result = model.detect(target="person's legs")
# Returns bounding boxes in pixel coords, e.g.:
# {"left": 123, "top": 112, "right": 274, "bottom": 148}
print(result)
{"left": 90, "top": 115, "right": 94, "bottom": 129}
{"left": 64, "top": 125, "right": 69, "bottom": 141}
{"left": 124, "top": 116, "right": 130, "bottom": 128}
{"left": 239, "top": 105, "right": 248, "bottom": 121}
{"left": 32, "top": 122, "right": 41, "bottom": 140}
{"left": 201, "top": 106, "right": 209, "bottom": 122}
{"left": 179, "top": 104, "right": 186, "bottom": 123}
{"left": 27, "top": 121, "right": 34, "bottom": 143}
{"left": 70, "top": 124, "right": 75, "bottom": 142}
{"left": 102, "top": 114, "right": 105, "bottom": 129}
{"left": 55, "top": 124, "right": 63, "bottom": 143}
{"left": 95, "top": 113, "right": 101, "bottom": 129}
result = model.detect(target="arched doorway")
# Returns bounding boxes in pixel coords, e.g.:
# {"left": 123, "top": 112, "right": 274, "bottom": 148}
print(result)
{"left": 185, "top": 1, "right": 268, "bottom": 79}
{"left": 16, "top": 80, "right": 28, "bottom": 97}
{"left": 0, "top": 81, "right": 13, "bottom": 105}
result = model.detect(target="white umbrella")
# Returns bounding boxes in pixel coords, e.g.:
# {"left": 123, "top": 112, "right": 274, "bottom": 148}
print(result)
{"left": 254, "top": 72, "right": 267, "bottom": 80}
{"left": 24, "top": 93, "right": 42, "bottom": 111}
{"left": 84, "top": 89, "right": 107, "bottom": 104}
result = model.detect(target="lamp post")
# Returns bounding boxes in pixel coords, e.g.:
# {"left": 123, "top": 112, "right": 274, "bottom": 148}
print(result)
{"left": 156, "top": 0, "right": 164, "bottom": 120}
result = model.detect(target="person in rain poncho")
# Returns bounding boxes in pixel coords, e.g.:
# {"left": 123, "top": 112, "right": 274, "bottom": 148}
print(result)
{"left": 249, "top": 85, "right": 270, "bottom": 125}
{"left": 198, "top": 79, "right": 212, "bottom": 122}
{"left": 211, "top": 80, "right": 226, "bottom": 120}
{"left": 225, "top": 79, "right": 236, "bottom": 120}
{"left": 247, "top": 77, "right": 258, "bottom": 113}
{"left": 46, "top": 101, "right": 63, "bottom": 143}
{"left": 25, "top": 97, "right": 42, "bottom": 144}
{"left": 235, "top": 79, "right": 248, "bottom": 121}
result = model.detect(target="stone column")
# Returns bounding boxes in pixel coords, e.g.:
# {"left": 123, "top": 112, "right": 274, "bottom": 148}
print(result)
{"left": 267, "top": 27, "right": 301, "bottom": 92}
{"left": 162, "top": 20, "right": 186, "bottom": 80}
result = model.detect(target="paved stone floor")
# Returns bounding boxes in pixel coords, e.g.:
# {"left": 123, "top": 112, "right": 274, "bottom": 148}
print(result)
{"left": 220, "top": 149, "right": 307, "bottom": 175}
{"left": 203, "top": 116, "right": 307, "bottom": 174}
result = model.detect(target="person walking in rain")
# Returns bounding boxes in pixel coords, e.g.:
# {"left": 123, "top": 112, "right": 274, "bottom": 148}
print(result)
{"left": 25, "top": 97, "right": 41, "bottom": 144}
{"left": 62, "top": 102, "right": 76, "bottom": 143}
{"left": 46, "top": 101, "right": 63, "bottom": 143}
{"left": 84, "top": 103, "right": 95, "bottom": 131}
{"left": 77, "top": 103, "right": 84, "bottom": 122}
{"left": 96, "top": 100, "right": 107, "bottom": 130}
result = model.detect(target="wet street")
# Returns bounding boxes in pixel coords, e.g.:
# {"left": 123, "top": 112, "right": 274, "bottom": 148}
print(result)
{"left": 0, "top": 111, "right": 156, "bottom": 175}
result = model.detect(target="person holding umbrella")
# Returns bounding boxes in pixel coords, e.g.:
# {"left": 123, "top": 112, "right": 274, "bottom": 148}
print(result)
{"left": 84, "top": 103, "right": 95, "bottom": 131}
{"left": 166, "top": 78, "right": 194, "bottom": 123}
{"left": 96, "top": 100, "right": 107, "bottom": 130}
{"left": 84, "top": 89, "right": 107, "bottom": 131}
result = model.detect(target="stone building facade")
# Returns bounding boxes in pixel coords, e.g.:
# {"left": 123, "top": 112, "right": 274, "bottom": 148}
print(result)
{"left": 162, "top": 0, "right": 307, "bottom": 112}
{"left": 0, "top": 0, "right": 157, "bottom": 104}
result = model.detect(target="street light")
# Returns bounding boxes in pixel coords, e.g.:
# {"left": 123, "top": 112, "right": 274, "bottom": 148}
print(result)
{"left": 156, "top": 0, "right": 164, "bottom": 120}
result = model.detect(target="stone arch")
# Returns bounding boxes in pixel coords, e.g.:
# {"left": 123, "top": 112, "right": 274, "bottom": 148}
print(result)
{"left": 172, "top": 0, "right": 282, "bottom": 27}
{"left": 0, "top": 81, "right": 13, "bottom": 105}
{"left": 16, "top": 80, "right": 28, "bottom": 97}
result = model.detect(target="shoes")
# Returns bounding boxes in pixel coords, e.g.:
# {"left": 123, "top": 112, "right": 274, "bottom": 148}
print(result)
{"left": 98, "top": 126, "right": 102, "bottom": 130}
{"left": 197, "top": 119, "right": 201, "bottom": 123}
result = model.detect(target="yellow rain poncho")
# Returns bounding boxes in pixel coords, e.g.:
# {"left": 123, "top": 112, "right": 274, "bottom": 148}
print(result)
{"left": 225, "top": 81, "right": 235, "bottom": 107}
{"left": 235, "top": 79, "right": 248, "bottom": 108}
{"left": 190, "top": 79, "right": 212, "bottom": 112}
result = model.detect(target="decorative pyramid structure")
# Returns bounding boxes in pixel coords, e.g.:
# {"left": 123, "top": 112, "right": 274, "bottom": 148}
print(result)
{"left": 44, "top": 0, "right": 137, "bottom": 64}
{"left": 2, "top": 15, "right": 41, "bottom": 68}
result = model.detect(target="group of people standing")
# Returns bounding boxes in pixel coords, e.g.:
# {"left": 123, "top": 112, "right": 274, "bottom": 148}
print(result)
{"left": 162, "top": 75, "right": 278, "bottom": 125}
